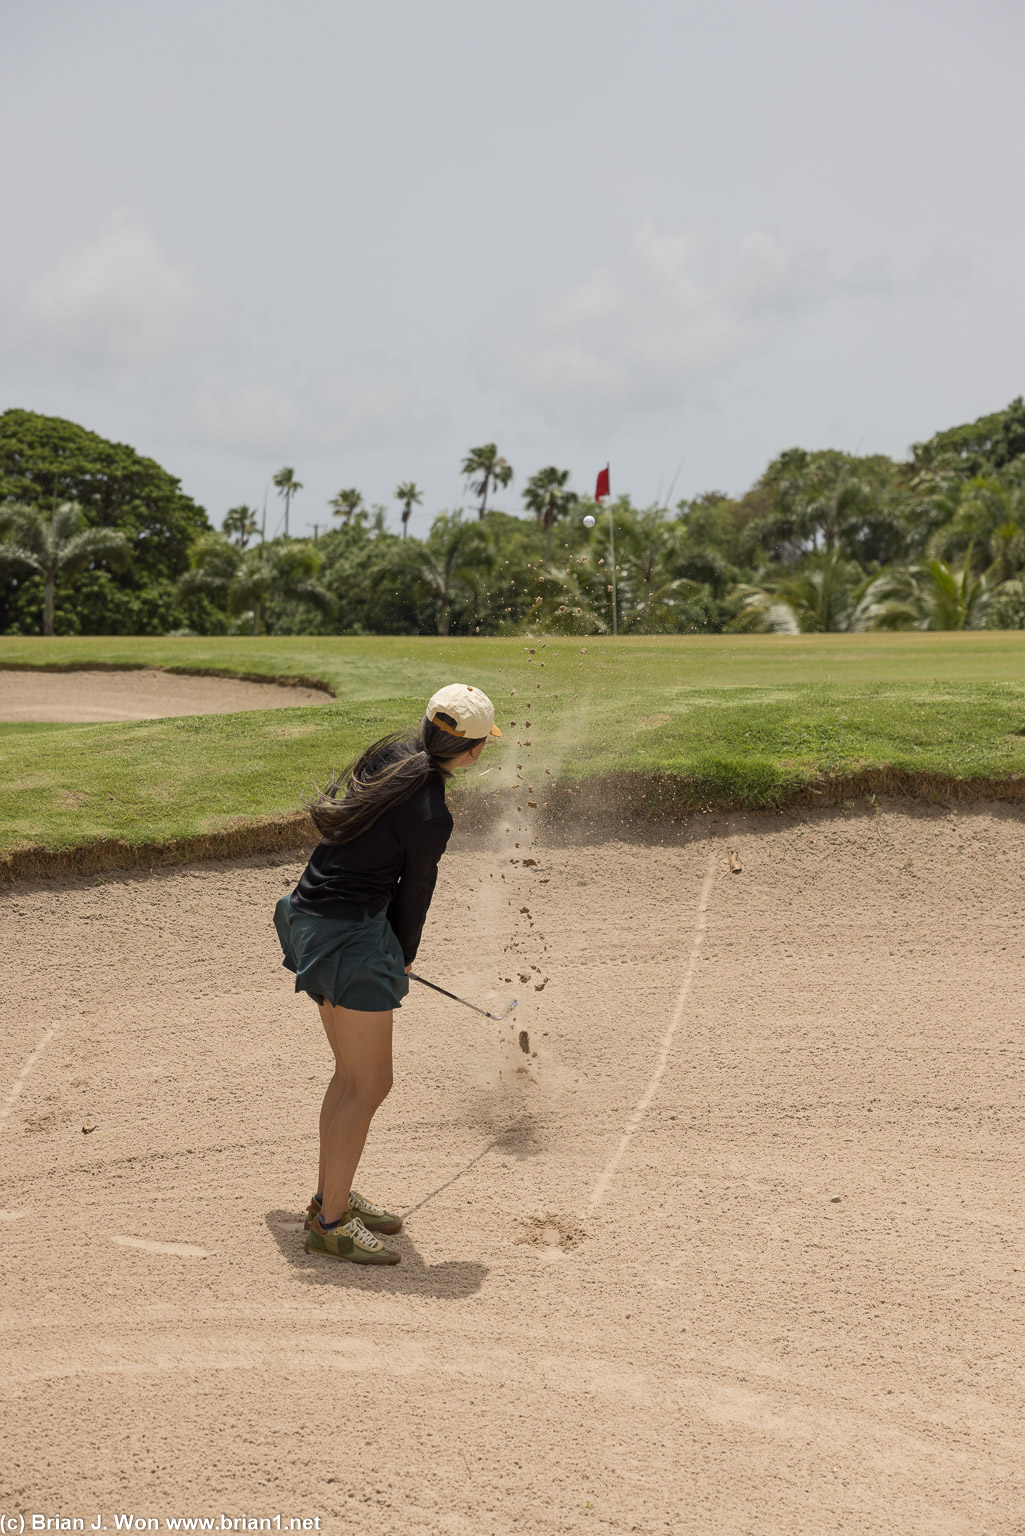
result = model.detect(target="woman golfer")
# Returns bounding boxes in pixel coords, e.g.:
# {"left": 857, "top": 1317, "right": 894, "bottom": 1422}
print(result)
{"left": 274, "top": 683, "right": 501, "bottom": 1265}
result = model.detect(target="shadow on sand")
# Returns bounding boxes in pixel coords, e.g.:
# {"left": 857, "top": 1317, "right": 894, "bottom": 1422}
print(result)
{"left": 399, "top": 1114, "right": 542, "bottom": 1226}
{"left": 264, "top": 1210, "right": 488, "bottom": 1299}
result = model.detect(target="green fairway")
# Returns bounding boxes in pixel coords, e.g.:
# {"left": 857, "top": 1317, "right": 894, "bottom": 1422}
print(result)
{"left": 2, "top": 633, "right": 1025, "bottom": 873}
{"left": 3, "top": 629, "right": 1025, "bottom": 691}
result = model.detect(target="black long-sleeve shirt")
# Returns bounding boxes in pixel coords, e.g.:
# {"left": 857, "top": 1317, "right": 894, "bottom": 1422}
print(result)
{"left": 290, "top": 770, "right": 453, "bottom": 963}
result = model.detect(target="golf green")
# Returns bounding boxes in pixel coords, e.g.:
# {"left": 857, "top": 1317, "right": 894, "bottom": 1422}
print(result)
{"left": 2, "top": 633, "right": 1024, "bottom": 873}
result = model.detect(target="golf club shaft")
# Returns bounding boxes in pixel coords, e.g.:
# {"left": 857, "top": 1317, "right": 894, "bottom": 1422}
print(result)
{"left": 408, "top": 972, "right": 504, "bottom": 1020}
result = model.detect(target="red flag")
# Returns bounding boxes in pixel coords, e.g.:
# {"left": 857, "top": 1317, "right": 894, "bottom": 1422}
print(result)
{"left": 595, "top": 465, "right": 610, "bottom": 502}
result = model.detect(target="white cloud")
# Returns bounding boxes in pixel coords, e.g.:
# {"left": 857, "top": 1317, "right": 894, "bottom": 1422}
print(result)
{"left": 189, "top": 353, "right": 447, "bottom": 459}
{"left": 5, "top": 215, "right": 442, "bottom": 462}
{"left": 23, "top": 212, "right": 195, "bottom": 366}
{"left": 485, "top": 224, "right": 898, "bottom": 433}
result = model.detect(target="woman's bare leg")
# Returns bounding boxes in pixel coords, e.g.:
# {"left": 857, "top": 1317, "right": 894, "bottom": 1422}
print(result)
{"left": 317, "top": 999, "right": 394, "bottom": 1225}
{"left": 316, "top": 1062, "right": 348, "bottom": 1198}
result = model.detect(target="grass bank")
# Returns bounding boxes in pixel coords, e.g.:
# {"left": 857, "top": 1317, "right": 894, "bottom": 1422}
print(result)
{"left": 3, "top": 635, "right": 1025, "bottom": 877}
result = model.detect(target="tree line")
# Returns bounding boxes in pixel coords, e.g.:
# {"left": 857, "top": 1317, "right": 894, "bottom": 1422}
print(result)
{"left": 2, "top": 401, "right": 1025, "bottom": 637}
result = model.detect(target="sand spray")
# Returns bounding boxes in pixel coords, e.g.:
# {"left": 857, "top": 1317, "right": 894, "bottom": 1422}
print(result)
{"left": 445, "top": 643, "right": 599, "bottom": 1149}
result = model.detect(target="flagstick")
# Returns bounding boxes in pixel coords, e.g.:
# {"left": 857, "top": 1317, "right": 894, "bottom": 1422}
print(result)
{"left": 597, "top": 464, "right": 617, "bottom": 638}
{"left": 608, "top": 504, "right": 618, "bottom": 637}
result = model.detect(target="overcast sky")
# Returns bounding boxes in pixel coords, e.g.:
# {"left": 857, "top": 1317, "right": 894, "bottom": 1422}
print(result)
{"left": 2, "top": 0, "right": 1022, "bottom": 539}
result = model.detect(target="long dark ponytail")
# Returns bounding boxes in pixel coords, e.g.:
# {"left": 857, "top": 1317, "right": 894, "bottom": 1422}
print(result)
{"left": 307, "top": 716, "right": 485, "bottom": 844}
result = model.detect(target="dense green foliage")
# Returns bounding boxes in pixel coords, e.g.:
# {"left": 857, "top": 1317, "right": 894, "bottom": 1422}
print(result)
{"left": 0, "top": 502, "right": 130, "bottom": 635}
{"left": 2, "top": 632, "right": 1025, "bottom": 863}
{"left": 3, "top": 398, "right": 1025, "bottom": 638}
{"left": 0, "top": 409, "right": 215, "bottom": 635}
{"left": 911, "top": 396, "right": 1025, "bottom": 478}
{"left": 181, "top": 534, "right": 336, "bottom": 636}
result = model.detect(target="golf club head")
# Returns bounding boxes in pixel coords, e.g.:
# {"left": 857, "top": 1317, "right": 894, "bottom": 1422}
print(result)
{"left": 488, "top": 997, "right": 518, "bottom": 1022}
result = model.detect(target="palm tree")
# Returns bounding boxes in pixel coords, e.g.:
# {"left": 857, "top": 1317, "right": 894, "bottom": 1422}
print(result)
{"left": 0, "top": 501, "right": 129, "bottom": 636}
{"left": 726, "top": 586, "right": 802, "bottom": 635}
{"left": 725, "top": 547, "right": 865, "bottom": 633}
{"left": 533, "top": 565, "right": 601, "bottom": 634}
{"left": 988, "top": 521, "right": 1025, "bottom": 584}
{"left": 177, "top": 531, "right": 241, "bottom": 629}
{"left": 461, "top": 444, "right": 513, "bottom": 520}
{"left": 523, "top": 466, "right": 578, "bottom": 561}
{"left": 929, "top": 477, "right": 1025, "bottom": 577}
{"left": 394, "top": 481, "right": 423, "bottom": 540}
{"left": 852, "top": 556, "right": 991, "bottom": 631}
{"left": 747, "top": 449, "right": 895, "bottom": 568}
{"left": 903, "top": 480, "right": 968, "bottom": 558}
{"left": 770, "top": 549, "right": 863, "bottom": 632}
{"left": 222, "top": 505, "right": 259, "bottom": 549}
{"left": 329, "top": 488, "right": 364, "bottom": 526}
{"left": 386, "top": 513, "right": 487, "bottom": 635}
{"left": 180, "top": 535, "right": 335, "bottom": 636}
{"left": 988, "top": 578, "right": 1025, "bottom": 629}
{"left": 230, "top": 542, "right": 334, "bottom": 635}
{"left": 272, "top": 467, "right": 303, "bottom": 537}
{"left": 601, "top": 509, "right": 703, "bottom": 631}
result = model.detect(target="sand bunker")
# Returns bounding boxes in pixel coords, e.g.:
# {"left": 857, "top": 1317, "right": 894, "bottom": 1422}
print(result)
{"left": 1, "top": 807, "right": 1022, "bottom": 1533}
{"left": 0, "top": 667, "right": 328, "bottom": 722}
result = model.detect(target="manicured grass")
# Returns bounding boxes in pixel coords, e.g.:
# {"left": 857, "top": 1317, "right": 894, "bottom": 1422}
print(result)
{"left": 2, "top": 634, "right": 1025, "bottom": 869}
{"left": 3, "top": 630, "right": 1025, "bottom": 692}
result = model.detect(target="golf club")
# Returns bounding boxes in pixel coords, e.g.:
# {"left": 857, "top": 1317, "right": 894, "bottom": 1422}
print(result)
{"left": 409, "top": 972, "right": 518, "bottom": 1021}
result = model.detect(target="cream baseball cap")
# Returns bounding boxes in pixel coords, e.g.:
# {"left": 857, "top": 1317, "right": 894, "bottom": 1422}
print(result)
{"left": 426, "top": 683, "right": 502, "bottom": 739}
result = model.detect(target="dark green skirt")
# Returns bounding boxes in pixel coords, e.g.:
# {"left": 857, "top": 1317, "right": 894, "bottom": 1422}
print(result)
{"left": 274, "top": 895, "right": 410, "bottom": 1012}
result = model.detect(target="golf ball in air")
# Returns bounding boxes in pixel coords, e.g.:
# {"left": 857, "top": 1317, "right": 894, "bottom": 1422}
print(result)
{"left": 583, "top": 515, "right": 595, "bottom": 528}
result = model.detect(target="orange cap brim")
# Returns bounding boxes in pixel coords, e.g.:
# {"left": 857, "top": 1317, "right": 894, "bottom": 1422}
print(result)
{"left": 428, "top": 711, "right": 502, "bottom": 740}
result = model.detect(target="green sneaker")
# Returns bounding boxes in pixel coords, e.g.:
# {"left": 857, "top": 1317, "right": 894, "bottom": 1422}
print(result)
{"left": 305, "top": 1213, "right": 400, "bottom": 1265}
{"left": 348, "top": 1189, "right": 403, "bottom": 1235}
{"left": 304, "top": 1190, "right": 402, "bottom": 1235}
